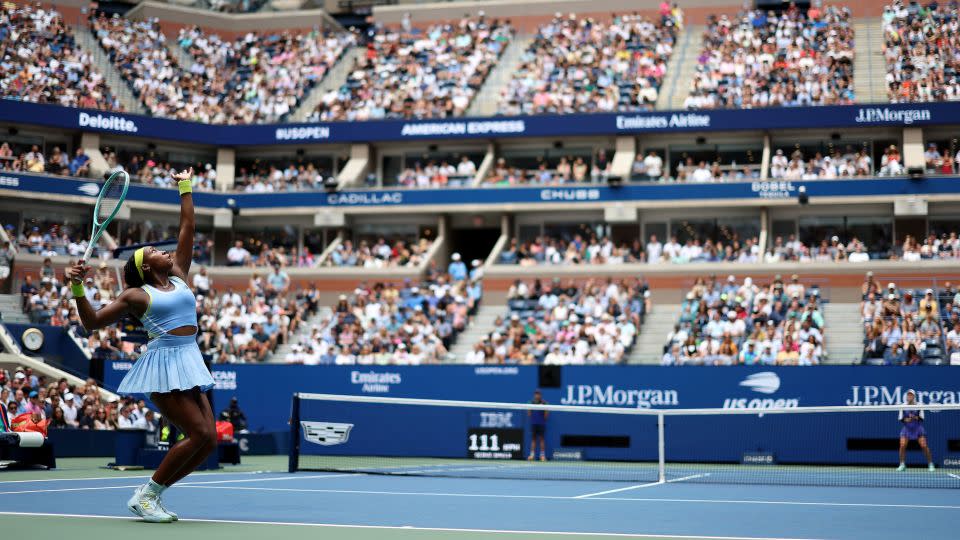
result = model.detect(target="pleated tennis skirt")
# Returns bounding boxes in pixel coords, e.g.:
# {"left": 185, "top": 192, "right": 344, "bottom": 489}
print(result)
{"left": 117, "top": 333, "right": 215, "bottom": 395}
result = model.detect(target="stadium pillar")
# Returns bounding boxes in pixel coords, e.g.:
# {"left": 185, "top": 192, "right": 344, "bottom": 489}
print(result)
{"left": 79, "top": 132, "right": 110, "bottom": 179}
{"left": 759, "top": 208, "right": 769, "bottom": 253}
{"left": 902, "top": 128, "right": 925, "bottom": 171}
{"left": 435, "top": 215, "right": 450, "bottom": 265}
{"left": 610, "top": 136, "right": 636, "bottom": 179}
{"left": 759, "top": 133, "right": 771, "bottom": 181}
{"left": 482, "top": 214, "right": 511, "bottom": 267}
{"left": 215, "top": 148, "right": 235, "bottom": 192}
{"left": 336, "top": 144, "right": 372, "bottom": 188}
{"left": 473, "top": 143, "right": 496, "bottom": 186}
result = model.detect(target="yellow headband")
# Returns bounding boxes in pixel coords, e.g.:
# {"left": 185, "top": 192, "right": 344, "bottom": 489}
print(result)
{"left": 134, "top": 248, "right": 145, "bottom": 280}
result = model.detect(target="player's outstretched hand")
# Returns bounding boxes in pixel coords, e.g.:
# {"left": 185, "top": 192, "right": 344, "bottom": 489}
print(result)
{"left": 173, "top": 167, "right": 194, "bottom": 182}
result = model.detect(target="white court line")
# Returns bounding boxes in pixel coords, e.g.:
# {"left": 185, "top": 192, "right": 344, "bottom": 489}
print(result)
{"left": 573, "top": 482, "right": 663, "bottom": 499}
{"left": 0, "top": 474, "right": 154, "bottom": 485}
{"left": 4, "top": 480, "right": 959, "bottom": 511}
{"left": 574, "top": 473, "right": 710, "bottom": 498}
{"left": 183, "top": 485, "right": 573, "bottom": 499}
{"left": 595, "top": 496, "right": 960, "bottom": 510}
{"left": 180, "top": 473, "right": 355, "bottom": 486}
{"left": 0, "top": 473, "right": 355, "bottom": 495}
{"left": 0, "top": 468, "right": 284, "bottom": 485}
{"left": 0, "top": 484, "right": 140, "bottom": 495}
{"left": 0, "top": 510, "right": 826, "bottom": 540}
{"left": 667, "top": 474, "right": 711, "bottom": 483}
{"left": 177, "top": 485, "right": 960, "bottom": 509}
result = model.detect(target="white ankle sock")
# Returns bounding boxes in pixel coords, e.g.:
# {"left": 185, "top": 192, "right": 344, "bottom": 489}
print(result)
{"left": 144, "top": 480, "right": 166, "bottom": 495}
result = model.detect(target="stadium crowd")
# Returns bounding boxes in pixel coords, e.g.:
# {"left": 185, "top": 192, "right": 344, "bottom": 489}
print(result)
{"left": 632, "top": 155, "right": 763, "bottom": 183}
{"left": 626, "top": 143, "right": 956, "bottom": 182}
{"left": 498, "top": 11, "right": 679, "bottom": 115}
{"left": 322, "top": 237, "right": 433, "bottom": 268}
{"left": 284, "top": 254, "right": 483, "bottom": 365}
{"left": 10, "top": 254, "right": 314, "bottom": 364}
{"left": 685, "top": 4, "right": 855, "bottom": 110}
{"left": 396, "top": 156, "right": 477, "bottom": 188}
{"left": 88, "top": 14, "right": 191, "bottom": 119}
{"left": 12, "top": 2, "right": 960, "bottom": 127}
{"left": 860, "top": 273, "right": 958, "bottom": 365}
{"left": 661, "top": 274, "right": 827, "bottom": 365}
{"left": 498, "top": 233, "right": 888, "bottom": 265}
{"left": 284, "top": 281, "right": 479, "bottom": 365}
{"left": 235, "top": 162, "right": 335, "bottom": 192}
{"left": 90, "top": 13, "right": 353, "bottom": 124}
{"left": 884, "top": 0, "right": 960, "bottom": 103}
{"left": 0, "top": 5, "right": 121, "bottom": 111}
{"left": 15, "top": 257, "right": 114, "bottom": 328}
{"left": 484, "top": 151, "right": 612, "bottom": 185}
{"left": 103, "top": 149, "right": 220, "bottom": 191}
{"left": 308, "top": 16, "right": 512, "bottom": 121}
{"left": 468, "top": 278, "right": 649, "bottom": 365}
{"left": 7, "top": 221, "right": 102, "bottom": 259}
{"left": 9, "top": 243, "right": 482, "bottom": 366}
{"left": 1, "top": 368, "right": 153, "bottom": 431}
{"left": 194, "top": 267, "right": 314, "bottom": 363}
{"left": 0, "top": 140, "right": 88, "bottom": 177}
{"left": 183, "top": 0, "right": 269, "bottom": 14}
{"left": 769, "top": 145, "right": 890, "bottom": 179}
{"left": 176, "top": 25, "right": 355, "bottom": 123}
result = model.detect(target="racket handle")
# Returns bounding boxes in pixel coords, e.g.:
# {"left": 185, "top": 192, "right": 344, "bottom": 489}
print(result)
{"left": 82, "top": 243, "right": 94, "bottom": 262}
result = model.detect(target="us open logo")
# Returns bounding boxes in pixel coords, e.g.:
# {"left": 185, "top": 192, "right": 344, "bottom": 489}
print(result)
{"left": 739, "top": 372, "right": 781, "bottom": 394}
{"left": 78, "top": 183, "right": 100, "bottom": 196}
{"left": 302, "top": 421, "right": 353, "bottom": 446}
{"left": 724, "top": 372, "right": 800, "bottom": 409}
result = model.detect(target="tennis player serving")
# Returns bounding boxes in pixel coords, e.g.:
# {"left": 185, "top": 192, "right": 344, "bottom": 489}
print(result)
{"left": 67, "top": 168, "right": 215, "bottom": 523}
{"left": 897, "top": 389, "right": 935, "bottom": 472}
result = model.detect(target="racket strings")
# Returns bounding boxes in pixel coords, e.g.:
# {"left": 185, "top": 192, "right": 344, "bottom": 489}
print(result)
{"left": 97, "top": 175, "right": 126, "bottom": 221}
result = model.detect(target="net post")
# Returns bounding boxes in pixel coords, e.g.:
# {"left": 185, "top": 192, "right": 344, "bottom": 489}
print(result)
{"left": 288, "top": 393, "right": 301, "bottom": 473}
{"left": 657, "top": 412, "right": 665, "bottom": 483}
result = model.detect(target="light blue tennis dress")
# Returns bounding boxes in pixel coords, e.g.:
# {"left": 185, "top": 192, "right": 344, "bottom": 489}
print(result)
{"left": 117, "top": 276, "right": 214, "bottom": 394}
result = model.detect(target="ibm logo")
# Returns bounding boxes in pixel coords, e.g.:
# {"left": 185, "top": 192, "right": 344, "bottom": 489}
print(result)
{"left": 479, "top": 412, "right": 514, "bottom": 428}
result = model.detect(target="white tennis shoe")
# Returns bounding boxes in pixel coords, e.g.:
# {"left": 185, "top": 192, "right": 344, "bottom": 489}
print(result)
{"left": 127, "top": 486, "right": 174, "bottom": 523}
{"left": 158, "top": 496, "right": 178, "bottom": 521}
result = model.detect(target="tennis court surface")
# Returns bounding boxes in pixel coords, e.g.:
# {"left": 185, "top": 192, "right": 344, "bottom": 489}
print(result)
{"left": 1, "top": 456, "right": 957, "bottom": 540}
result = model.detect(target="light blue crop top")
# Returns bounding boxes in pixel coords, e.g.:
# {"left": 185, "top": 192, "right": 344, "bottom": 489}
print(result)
{"left": 139, "top": 276, "right": 198, "bottom": 337}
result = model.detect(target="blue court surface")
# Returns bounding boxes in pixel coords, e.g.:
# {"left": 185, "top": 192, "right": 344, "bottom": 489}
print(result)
{"left": 0, "top": 460, "right": 958, "bottom": 539}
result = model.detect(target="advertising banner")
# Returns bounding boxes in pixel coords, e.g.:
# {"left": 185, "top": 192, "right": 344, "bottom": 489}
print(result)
{"left": 2, "top": 100, "right": 958, "bottom": 146}
{"left": 3, "top": 170, "right": 959, "bottom": 211}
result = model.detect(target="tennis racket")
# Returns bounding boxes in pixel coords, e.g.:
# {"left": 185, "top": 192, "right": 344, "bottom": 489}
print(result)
{"left": 82, "top": 170, "right": 130, "bottom": 261}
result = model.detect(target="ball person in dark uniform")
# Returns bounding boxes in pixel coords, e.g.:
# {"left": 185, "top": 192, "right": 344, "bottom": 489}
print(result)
{"left": 528, "top": 389, "right": 548, "bottom": 461}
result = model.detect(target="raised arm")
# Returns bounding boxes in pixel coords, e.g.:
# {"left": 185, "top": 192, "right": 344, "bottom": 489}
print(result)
{"left": 172, "top": 168, "right": 195, "bottom": 278}
{"left": 66, "top": 261, "right": 148, "bottom": 331}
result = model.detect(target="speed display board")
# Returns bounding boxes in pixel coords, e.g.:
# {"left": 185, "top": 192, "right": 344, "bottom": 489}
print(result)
{"left": 467, "top": 428, "right": 524, "bottom": 459}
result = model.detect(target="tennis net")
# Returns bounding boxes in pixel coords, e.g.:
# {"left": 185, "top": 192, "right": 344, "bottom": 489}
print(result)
{"left": 289, "top": 393, "right": 960, "bottom": 489}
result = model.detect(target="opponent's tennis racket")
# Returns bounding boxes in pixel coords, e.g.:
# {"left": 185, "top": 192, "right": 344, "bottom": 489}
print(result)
{"left": 82, "top": 170, "right": 130, "bottom": 261}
